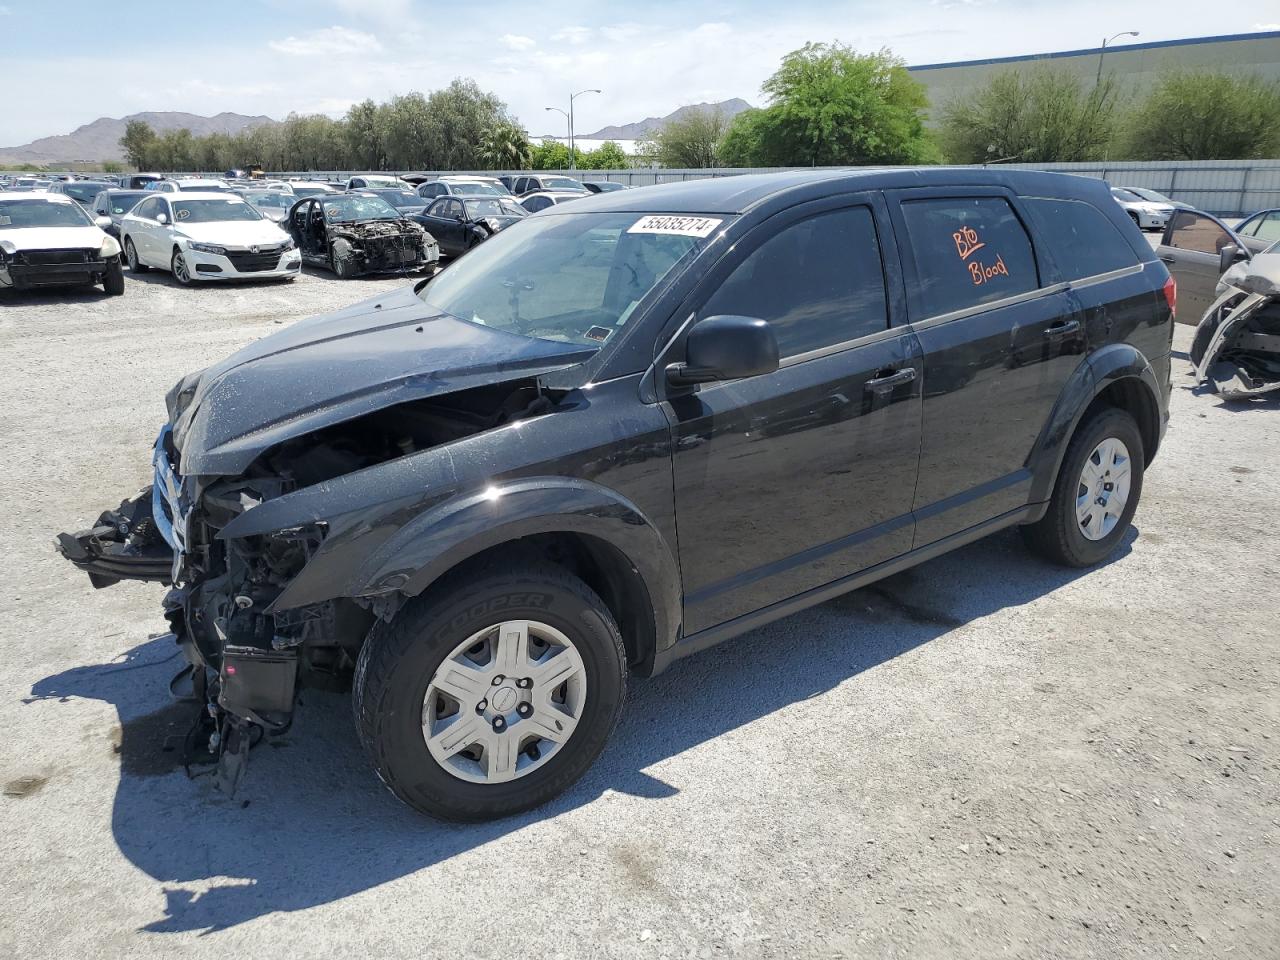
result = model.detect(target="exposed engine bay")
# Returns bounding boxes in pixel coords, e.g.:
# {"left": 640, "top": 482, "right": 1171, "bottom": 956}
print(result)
{"left": 333, "top": 218, "right": 435, "bottom": 273}
{"left": 1191, "top": 254, "right": 1280, "bottom": 398}
{"left": 58, "top": 379, "right": 561, "bottom": 793}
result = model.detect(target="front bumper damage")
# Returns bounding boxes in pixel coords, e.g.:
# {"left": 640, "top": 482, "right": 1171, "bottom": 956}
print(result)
{"left": 56, "top": 427, "right": 354, "bottom": 794}
{"left": 1191, "top": 259, "right": 1280, "bottom": 398}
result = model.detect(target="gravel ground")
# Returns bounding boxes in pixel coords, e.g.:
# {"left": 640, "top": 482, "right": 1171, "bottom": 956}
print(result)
{"left": 0, "top": 262, "right": 1277, "bottom": 960}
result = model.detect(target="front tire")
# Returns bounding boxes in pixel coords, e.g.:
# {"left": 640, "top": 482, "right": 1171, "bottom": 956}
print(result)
{"left": 1022, "top": 407, "right": 1144, "bottom": 567}
{"left": 353, "top": 563, "right": 626, "bottom": 821}
{"left": 102, "top": 256, "right": 125, "bottom": 296}
{"left": 124, "top": 237, "right": 148, "bottom": 272}
{"left": 171, "top": 248, "right": 194, "bottom": 286}
{"left": 331, "top": 239, "right": 357, "bottom": 279}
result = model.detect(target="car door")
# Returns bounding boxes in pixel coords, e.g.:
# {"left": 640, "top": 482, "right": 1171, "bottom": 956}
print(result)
{"left": 662, "top": 196, "right": 923, "bottom": 635}
{"left": 130, "top": 197, "right": 165, "bottom": 265}
{"left": 1158, "top": 210, "right": 1255, "bottom": 324}
{"left": 887, "top": 189, "right": 1085, "bottom": 545}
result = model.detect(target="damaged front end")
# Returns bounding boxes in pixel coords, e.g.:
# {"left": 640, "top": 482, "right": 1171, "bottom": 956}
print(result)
{"left": 56, "top": 286, "right": 593, "bottom": 794}
{"left": 1191, "top": 254, "right": 1280, "bottom": 399}
{"left": 333, "top": 218, "right": 438, "bottom": 275}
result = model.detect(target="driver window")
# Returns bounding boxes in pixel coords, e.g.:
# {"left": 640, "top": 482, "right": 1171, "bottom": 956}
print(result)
{"left": 1255, "top": 212, "right": 1280, "bottom": 243}
{"left": 1167, "top": 210, "right": 1232, "bottom": 255}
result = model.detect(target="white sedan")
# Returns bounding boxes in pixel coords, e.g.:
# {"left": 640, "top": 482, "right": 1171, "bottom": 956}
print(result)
{"left": 120, "top": 192, "right": 301, "bottom": 285}
{"left": 1110, "top": 186, "right": 1174, "bottom": 232}
{"left": 0, "top": 191, "right": 124, "bottom": 295}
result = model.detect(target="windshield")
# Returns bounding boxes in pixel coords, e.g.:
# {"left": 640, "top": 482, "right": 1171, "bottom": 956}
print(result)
{"left": 464, "top": 198, "right": 526, "bottom": 218}
{"left": 1111, "top": 188, "right": 1142, "bottom": 202}
{"left": 322, "top": 195, "right": 400, "bottom": 222}
{"left": 418, "top": 212, "right": 716, "bottom": 347}
{"left": 541, "top": 177, "right": 587, "bottom": 192}
{"left": 105, "top": 192, "right": 148, "bottom": 214}
{"left": 64, "top": 182, "right": 111, "bottom": 203}
{"left": 171, "top": 197, "right": 263, "bottom": 223}
{"left": 243, "top": 192, "right": 292, "bottom": 209}
{"left": 1132, "top": 188, "right": 1172, "bottom": 204}
{"left": 449, "top": 181, "right": 506, "bottom": 196}
{"left": 371, "top": 189, "right": 424, "bottom": 209}
{"left": 0, "top": 198, "right": 93, "bottom": 229}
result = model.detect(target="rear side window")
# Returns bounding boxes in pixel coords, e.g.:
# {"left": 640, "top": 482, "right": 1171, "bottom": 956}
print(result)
{"left": 1022, "top": 198, "right": 1140, "bottom": 281}
{"left": 901, "top": 197, "right": 1038, "bottom": 317}
{"left": 1165, "top": 210, "right": 1233, "bottom": 255}
{"left": 701, "top": 206, "right": 888, "bottom": 358}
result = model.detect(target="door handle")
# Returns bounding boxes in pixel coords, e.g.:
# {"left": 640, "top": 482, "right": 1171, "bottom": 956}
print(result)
{"left": 1044, "top": 319, "right": 1081, "bottom": 341}
{"left": 864, "top": 366, "right": 917, "bottom": 394}
{"left": 1159, "top": 255, "right": 1176, "bottom": 263}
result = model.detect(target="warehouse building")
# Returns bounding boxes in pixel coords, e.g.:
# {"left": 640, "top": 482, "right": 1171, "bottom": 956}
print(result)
{"left": 909, "top": 30, "right": 1280, "bottom": 113}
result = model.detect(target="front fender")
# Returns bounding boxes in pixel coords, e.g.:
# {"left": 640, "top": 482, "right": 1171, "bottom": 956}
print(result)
{"left": 352, "top": 476, "right": 682, "bottom": 653}
{"left": 1027, "top": 343, "right": 1163, "bottom": 505}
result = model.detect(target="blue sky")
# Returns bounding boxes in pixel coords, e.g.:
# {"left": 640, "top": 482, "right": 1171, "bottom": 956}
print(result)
{"left": 1, "top": 0, "right": 1277, "bottom": 146}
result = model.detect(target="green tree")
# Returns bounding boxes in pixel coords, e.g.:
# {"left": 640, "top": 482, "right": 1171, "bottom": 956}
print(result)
{"left": 530, "top": 138, "right": 572, "bottom": 170}
{"left": 720, "top": 43, "right": 935, "bottom": 166}
{"left": 479, "top": 121, "right": 533, "bottom": 169}
{"left": 1120, "top": 71, "right": 1280, "bottom": 160}
{"left": 119, "top": 119, "right": 156, "bottom": 168}
{"left": 578, "top": 140, "right": 629, "bottom": 169}
{"left": 344, "top": 99, "right": 384, "bottom": 169}
{"left": 422, "top": 79, "right": 512, "bottom": 169}
{"left": 101, "top": 160, "right": 124, "bottom": 174}
{"left": 939, "top": 68, "right": 1118, "bottom": 163}
{"left": 639, "top": 107, "right": 729, "bottom": 167}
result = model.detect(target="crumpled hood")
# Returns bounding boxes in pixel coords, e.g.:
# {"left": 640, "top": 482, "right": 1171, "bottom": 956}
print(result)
{"left": 168, "top": 283, "right": 595, "bottom": 477}
{"left": 0, "top": 224, "right": 108, "bottom": 252}
{"left": 175, "top": 220, "right": 290, "bottom": 247}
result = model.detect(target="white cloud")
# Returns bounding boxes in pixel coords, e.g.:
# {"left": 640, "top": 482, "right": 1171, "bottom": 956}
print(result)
{"left": 269, "top": 26, "right": 382, "bottom": 57}
{"left": 500, "top": 34, "right": 537, "bottom": 51}
{"left": 330, "top": 0, "right": 411, "bottom": 21}
{"left": 0, "top": 5, "right": 12, "bottom": 14}
{"left": 552, "top": 26, "right": 592, "bottom": 45}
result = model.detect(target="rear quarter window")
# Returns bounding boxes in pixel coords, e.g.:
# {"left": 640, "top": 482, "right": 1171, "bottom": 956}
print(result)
{"left": 1022, "top": 198, "right": 1141, "bottom": 281}
{"left": 901, "top": 197, "right": 1039, "bottom": 318}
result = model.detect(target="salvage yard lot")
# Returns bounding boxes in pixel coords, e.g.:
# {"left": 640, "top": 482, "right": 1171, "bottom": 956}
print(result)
{"left": 0, "top": 265, "right": 1277, "bottom": 959}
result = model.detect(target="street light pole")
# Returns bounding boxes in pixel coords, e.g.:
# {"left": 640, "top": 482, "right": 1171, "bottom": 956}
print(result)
{"left": 545, "top": 106, "right": 569, "bottom": 165}
{"left": 1096, "top": 31, "right": 1139, "bottom": 85}
{"left": 567, "top": 88, "right": 601, "bottom": 171}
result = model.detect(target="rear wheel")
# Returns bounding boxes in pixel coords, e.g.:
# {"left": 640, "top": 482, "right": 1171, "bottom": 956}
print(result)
{"left": 102, "top": 256, "right": 125, "bottom": 296}
{"left": 124, "top": 237, "right": 148, "bottom": 272}
{"left": 353, "top": 563, "right": 626, "bottom": 821}
{"left": 1022, "top": 408, "right": 1144, "bottom": 567}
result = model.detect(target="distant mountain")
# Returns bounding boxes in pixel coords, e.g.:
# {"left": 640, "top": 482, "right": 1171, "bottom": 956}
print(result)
{"left": 578, "top": 98, "right": 753, "bottom": 141}
{"left": 0, "top": 112, "right": 278, "bottom": 165}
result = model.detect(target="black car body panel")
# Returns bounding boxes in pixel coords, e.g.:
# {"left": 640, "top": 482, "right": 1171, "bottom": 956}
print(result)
{"left": 58, "top": 167, "right": 1174, "bottom": 797}
{"left": 285, "top": 196, "right": 438, "bottom": 277}
{"left": 412, "top": 197, "right": 525, "bottom": 257}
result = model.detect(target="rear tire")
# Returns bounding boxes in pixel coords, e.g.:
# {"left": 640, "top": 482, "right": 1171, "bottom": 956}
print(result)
{"left": 353, "top": 563, "right": 626, "bottom": 821}
{"left": 102, "top": 256, "right": 125, "bottom": 296}
{"left": 1022, "top": 407, "right": 1144, "bottom": 567}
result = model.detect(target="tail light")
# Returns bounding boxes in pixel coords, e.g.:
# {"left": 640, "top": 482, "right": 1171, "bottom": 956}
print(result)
{"left": 1162, "top": 275, "right": 1176, "bottom": 320}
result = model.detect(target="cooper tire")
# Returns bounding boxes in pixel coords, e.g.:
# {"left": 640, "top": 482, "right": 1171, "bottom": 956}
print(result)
{"left": 103, "top": 256, "right": 125, "bottom": 296}
{"left": 1022, "top": 407, "right": 1144, "bottom": 567}
{"left": 353, "top": 563, "right": 626, "bottom": 821}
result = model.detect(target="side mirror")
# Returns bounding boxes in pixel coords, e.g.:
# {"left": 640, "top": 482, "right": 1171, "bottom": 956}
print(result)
{"left": 156, "top": 213, "right": 169, "bottom": 225}
{"left": 1218, "top": 243, "right": 1249, "bottom": 275}
{"left": 94, "top": 215, "right": 112, "bottom": 230}
{"left": 666, "top": 315, "right": 780, "bottom": 388}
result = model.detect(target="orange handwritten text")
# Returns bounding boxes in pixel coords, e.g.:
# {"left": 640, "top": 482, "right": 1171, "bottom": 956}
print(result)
{"left": 968, "top": 254, "right": 1009, "bottom": 286}
{"left": 952, "top": 225, "right": 985, "bottom": 260}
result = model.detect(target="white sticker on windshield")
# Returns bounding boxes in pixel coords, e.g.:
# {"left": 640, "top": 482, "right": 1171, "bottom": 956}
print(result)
{"left": 627, "top": 215, "right": 722, "bottom": 238}
{"left": 0, "top": 216, "right": 10, "bottom": 226}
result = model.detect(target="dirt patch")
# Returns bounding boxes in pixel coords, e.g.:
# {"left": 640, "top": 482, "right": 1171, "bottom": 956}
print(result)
{"left": 4, "top": 775, "right": 48, "bottom": 798}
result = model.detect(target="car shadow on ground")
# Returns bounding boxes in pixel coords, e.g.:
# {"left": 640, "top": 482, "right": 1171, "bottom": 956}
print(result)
{"left": 28, "top": 525, "right": 1134, "bottom": 934}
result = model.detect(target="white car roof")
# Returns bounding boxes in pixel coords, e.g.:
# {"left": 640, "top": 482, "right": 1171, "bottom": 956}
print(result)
{"left": 150, "top": 191, "right": 252, "bottom": 202}
{"left": 0, "top": 191, "right": 77, "bottom": 203}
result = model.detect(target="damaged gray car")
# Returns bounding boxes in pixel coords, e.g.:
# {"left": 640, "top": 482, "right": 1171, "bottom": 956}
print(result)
{"left": 1190, "top": 247, "right": 1280, "bottom": 398}
{"left": 285, "top": 193, "right": 439, "bottom": 278}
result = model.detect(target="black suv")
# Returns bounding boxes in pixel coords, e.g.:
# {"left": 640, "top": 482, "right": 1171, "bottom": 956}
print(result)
{"left": 58, "top": 169, "right": 1173, "bottom": 821}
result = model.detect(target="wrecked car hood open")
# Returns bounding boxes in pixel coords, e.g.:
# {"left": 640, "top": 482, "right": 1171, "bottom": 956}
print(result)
{"left": 169, "top": 283, "right": 596, "bottom": 476}
{"left": 1191, "top": 254, "right": 1280, "bottom": 399}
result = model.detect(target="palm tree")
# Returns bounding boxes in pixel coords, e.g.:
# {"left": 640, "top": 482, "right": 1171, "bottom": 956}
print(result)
{"left": 479, "top": 122, "right": 533, "bottom": 170}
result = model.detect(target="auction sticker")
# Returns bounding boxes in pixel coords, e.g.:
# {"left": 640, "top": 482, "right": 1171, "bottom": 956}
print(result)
{"left": 627, "top": 215, "right": 722, "bottom": 238}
